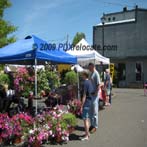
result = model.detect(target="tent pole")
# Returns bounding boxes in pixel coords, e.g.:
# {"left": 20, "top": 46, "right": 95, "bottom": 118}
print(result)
{"left": 77, "top": 72, "right": 80, "bottom": 99}
{"left": 35, "top": 58, "right": 38, "bottom": 115}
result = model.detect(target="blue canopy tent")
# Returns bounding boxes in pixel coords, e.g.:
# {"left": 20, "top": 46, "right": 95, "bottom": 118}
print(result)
{"left": 0, "top": 35, "right": 77, "bottom": 114}
{"left": 0, "top": 35, "right": 77, "bottom": 64}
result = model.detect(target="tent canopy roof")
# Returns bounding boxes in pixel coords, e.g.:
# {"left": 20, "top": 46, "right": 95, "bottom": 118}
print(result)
{"left": 67, "top": 38, "right": 110, "bottom": 65}
{"left": 0, "top": 35, "right": 77, "bottom": 65}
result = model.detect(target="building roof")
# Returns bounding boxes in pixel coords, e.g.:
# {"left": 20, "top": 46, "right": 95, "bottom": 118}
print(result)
{"left": 104, "top": 7, "right": 147, "bottom": 16}
{"left": 96, "top": 18, "right": 135, "bottom": 26}
{"left": 94, "top": 6, "right": 147, "bottom": 27}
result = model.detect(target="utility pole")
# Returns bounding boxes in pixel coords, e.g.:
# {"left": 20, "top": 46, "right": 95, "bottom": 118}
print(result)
{"left": 66, "top": 34, "right": 69, "bottom": 44}
{"left": 101, "top": 14, "right": 105, "bottom": 56}
{"left": 101, "top": 14, "right": 106, "bottom": 81}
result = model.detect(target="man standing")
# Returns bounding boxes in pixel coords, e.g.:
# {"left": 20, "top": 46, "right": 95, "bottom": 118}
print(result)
{"left": 88, "top": 63, "right": 101, "bottom": 133}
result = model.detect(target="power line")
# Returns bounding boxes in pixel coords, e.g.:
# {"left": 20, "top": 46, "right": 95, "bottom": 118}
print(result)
{"left": 48, "top": 36, "right": 67, "bottom": 43}
{"left": 99, "top": 0, "right": 135, "bottom": 8}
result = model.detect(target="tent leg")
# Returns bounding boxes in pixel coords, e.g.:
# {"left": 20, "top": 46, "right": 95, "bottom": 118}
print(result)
{"left": 77, "top": 72, "right": 80, "bottom": 99}
{"left": 35, "top": 58, "right": 38, "bottom": 115}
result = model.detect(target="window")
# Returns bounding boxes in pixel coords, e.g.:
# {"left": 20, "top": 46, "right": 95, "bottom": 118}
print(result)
{"left": 136, "top": 62, "right": 143, "bottom": 81}
{"left": 113, "top": 17, "right": 116, "bottom": 21}
{"left": 108, "top": 17, "right": 111, "bottom": 21}
{"left": 118, "top": 63, "right": 126, "bottom": 81}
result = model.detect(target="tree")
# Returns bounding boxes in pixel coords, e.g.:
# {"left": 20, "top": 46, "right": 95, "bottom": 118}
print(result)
{"left": 72, "top": 32, "right": 86, "bottom": 46}
{"left": 0, "top": 0, "right": 17, "bottom": 48}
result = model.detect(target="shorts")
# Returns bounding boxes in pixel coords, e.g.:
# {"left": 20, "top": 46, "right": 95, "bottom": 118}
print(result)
{"left": 82, "top": 99, "right": 91, "bottom": 119}
{"left": 82, "top": 107, "right": 90, "bottom": 119}
{"left": 105, "top": 88, "right": 110, "bottom": 96}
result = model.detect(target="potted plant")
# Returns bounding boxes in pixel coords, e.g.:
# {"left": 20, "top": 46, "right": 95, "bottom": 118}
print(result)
{"left": 28, "top": 127, "right": 50, "bottom": 147}
{"left": 14, "top": 67, "right": 35, "bottom": 97}
{"left": 64, "top": 71, "right": 77, "bottom": 86}
{"left": 37, "top": 69, "right": 50, "bottom": 97}
{"left": 11, "top": 113, "right": 34, "bottom": 145}
{"left": 46, "top": 70, "right": 60, "bottom": 89}
{"left": 0, "top": 113, "right": 13, "bottom": 145}
{"left": 62, "top": 113, "right": 77, "bottom": 134}
{"left": 68, "top": 99, "right": 82, "bottom": 116}
{"left": 0, "top": 73, "right": 10, "bottom": 91}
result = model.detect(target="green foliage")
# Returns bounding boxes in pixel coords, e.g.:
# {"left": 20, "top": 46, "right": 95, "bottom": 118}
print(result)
{"left": 72, "top": 32, "right": 86, "bottom": 46}
{"left": 0, "top": 0, "right": 17, "bottom": 48}
{"left": 0, "top": 65, "right": 4, "bottom": 71}
{"left": 0, "top": 73, "right": 10, "bottom": 85}
{"left": 37, "top": 69, "right": 50, "bottom": 95}
{"left": 46, "top": 70, "right": 60, "bottom": 89}
{"left": 62, "top": 113, "right": 77, "bottom": 127}
{"left": 64, "top": 71, "right": 77, "bottom": 85}
{"left": 59, "top": 69, "right": 70, "bottom": 84}
{"left": 37, "top": 69, "right": 60, "bottom": 95}
{"left": 0, "top": 0, "right": 11, "bottom": 17}
{"left": 14, "top": 67, "right": 60, "bottom": 97}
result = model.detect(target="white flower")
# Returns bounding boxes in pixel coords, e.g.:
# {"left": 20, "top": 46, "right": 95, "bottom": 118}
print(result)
{"left": 65, "top": 136, "right": 69, "bottom": 141}
{"left": 57, "top": 114, "right": 61, "bottom": 118}
{"left": 52, "top": 111, "right": 56, "bottom": 116}
{"left": 44, "top": 124, "right": 49, "bottom": 129}
{"left": 49, "top": 130, "right": 52, "bottom": 135}
{"left": 67, "top": 105, "right": 70, "bottom": 110}
{"left": 62, "top": 136, "right": 65, "bottom": 140}
{"left": 52, "top": 134, "right": 55, "bottom": 137}
{"left": 29, "top": 129, "right": 34, "bottom": 134}
{"left": 58, "top": 109, "right": 63, "bottom": 113}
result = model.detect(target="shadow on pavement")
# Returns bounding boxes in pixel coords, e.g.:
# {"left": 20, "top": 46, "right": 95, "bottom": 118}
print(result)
{"left": 68, "top": 125, "right": 85, "bottom": 141}
{"left": 69, "top": 133, "right": 80, "bottom": 141}
{"left": 75, "top": 125, "right": 85, "bottom": 131}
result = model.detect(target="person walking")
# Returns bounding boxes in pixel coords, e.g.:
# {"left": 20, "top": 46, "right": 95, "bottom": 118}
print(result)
{"left": 88, "top": 63, "right": 101, "bottom": 133}
{"left": 80, "top": 71, "right": 94, "bottom": 141}
{"left": 104, "top": 69, "right": 111, "bottom": 106}
{"left": 109, "top": 75, "right": 113, "bottom": 104}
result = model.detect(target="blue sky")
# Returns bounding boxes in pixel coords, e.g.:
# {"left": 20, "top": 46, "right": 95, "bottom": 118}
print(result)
{"left": 4, "top": 0, "right": 147, "bottom": 44}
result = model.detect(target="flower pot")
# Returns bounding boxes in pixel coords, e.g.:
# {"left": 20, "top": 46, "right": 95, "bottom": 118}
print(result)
{"left": 32, "top": 140, "right": 41, "bottom": 147}
{"left": 56, "top": 135, "right": 62, "bottom": 143}
{"left": 13, "top": 136, "right": 22, "bottom": 145}
{"left": 0, "top": 138, "right": 3, "bottom": 144}
{"left": 68, "top": 127, "right": 75, "bottom": 134}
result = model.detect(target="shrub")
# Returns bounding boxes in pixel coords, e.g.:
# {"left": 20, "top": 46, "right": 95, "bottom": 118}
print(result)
{"left": 64, "top": 71, "right": 77, "bottom": 85}
{"left": 0, "top": 73, "right": 10, "bottom": 86}
{"left": 62, "top": 113, "right": 77, "bottom": 127}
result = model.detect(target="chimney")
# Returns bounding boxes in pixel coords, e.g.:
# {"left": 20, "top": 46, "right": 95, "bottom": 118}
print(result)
{"left": 135, "top": 5, "right": 138, "bottom": 10}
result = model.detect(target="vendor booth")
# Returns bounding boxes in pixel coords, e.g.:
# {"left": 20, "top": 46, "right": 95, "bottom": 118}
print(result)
{"left": 0, "top": 35, "right": 77, "bottom": 114}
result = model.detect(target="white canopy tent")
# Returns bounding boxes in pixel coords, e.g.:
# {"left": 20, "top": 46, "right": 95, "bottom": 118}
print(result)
{"left": 71, "top": 64, "right": 84, "bottom": 72}
{"left": 67, "top": 38, "right": 110, "bottom": 66}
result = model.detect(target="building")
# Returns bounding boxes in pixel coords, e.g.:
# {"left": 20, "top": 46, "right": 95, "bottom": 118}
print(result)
{"left": 93, "top": 6, "right": 147, "bottom": 88}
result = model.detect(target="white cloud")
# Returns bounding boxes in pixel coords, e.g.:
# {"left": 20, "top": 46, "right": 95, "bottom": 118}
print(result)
{"left": 24, "top": 0, "right": 74, "bottom": 23}
{"left": 16, "top": 0, "right": 76, "bottom": 38}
